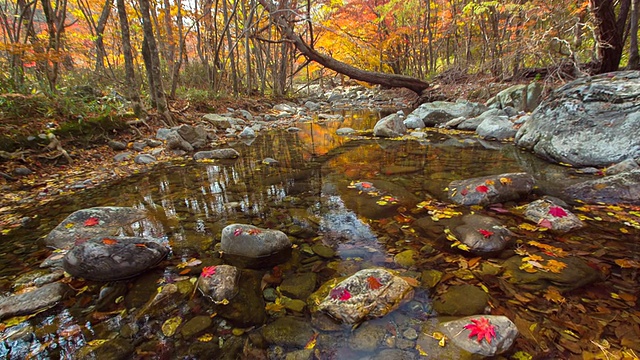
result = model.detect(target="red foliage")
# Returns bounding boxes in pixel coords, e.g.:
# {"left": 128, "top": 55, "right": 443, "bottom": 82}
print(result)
{"left": 84, "top": 217, "right": 99, "bottom": 226}
{"left": 464, "top": 317, "right": 497, "bottom": 343}
{"left": 366, "top": 276, "right": 383, "bottom": 290}
{"left": 475, "top": 185, "right": 489, "bottom": 193}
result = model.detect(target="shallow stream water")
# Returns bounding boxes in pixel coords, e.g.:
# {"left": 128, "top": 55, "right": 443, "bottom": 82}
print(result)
{"left": 1, "top": 110, "right": 639, "bottom": 359}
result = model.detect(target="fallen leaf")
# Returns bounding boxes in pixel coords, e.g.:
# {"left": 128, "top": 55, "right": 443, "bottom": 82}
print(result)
{"left": 102, "top": 238, "right": 117, "bottom": 245}
{"left": 543, "top": 287, "right": 565, "bottom": 304}
{"left": 329, "top": 287, "right": 351, "bottom": 301}
{"left": 499, "top": 177, "right": 512, "bottom": 185}
{"left": 304, "top": 333, "right": 318, "bottom": 349}
{"left": 548, "top": 206, "right": 568, "bottom": 218}
{"left": 234, "top": 228, "right": 243, "bottom": 236}
{"left": 464, "top": 317, "right": 496, "bottom": 343}
{"left": 201, "top": 266, "right": 217, "bottom": 278}
{"left": 247, "top": 228, "right": 261, "bottom": 235}
{"left": 84, "top": 217, "right": 99, "bottom": 226}
{"left": 366, "top": 276, "right": 383, "bottom": 290}
{"left": 546, "top": 259, "right": 567, "bottom": 273}
{"left": 478, "top": 228, "right": 494, "bottom": 238}
{"left": 461, "top": 188, "right": 469, "bottom": 196}
{"left": 162, "top": 316, "right": 182, "bottom": 337}
{"left": 65, "top": 223, "right": 75, "bottom": 229}
{"left": 475, "top": 185, "right": 489, "bottom": 193}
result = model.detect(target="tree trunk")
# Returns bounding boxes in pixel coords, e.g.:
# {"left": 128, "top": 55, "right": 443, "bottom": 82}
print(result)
{"left": 138, "top": 0, "right": 174, "bottom": 126}
{"left": 628, "top": 0, "right": 640, "bottom": 69}
{"left": 589, "top": 0, "right": 627, "bottom": 73}
{"left": 116, "top": 0, "right": 142, "bottom": 116}
{"left": 256, "top": 0, "right": 429, "bottom": 94}
{"left": 94, "top": 0, "right": 111, "bottom": 73}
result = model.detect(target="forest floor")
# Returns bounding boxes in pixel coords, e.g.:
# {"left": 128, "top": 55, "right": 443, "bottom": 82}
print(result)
{"left": 0, "top": 76, "right": 537, "bottom": 232}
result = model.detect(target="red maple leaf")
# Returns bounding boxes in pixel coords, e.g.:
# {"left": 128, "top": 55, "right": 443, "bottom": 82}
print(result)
{"left": 475, "top": 185, "right": 489, "bottom": 193}
{"left": 366, "top": 276, "right": 383, "bottom": 290}
{"left": 247, "top": 228, "right": 262, "bottom": 235}
{"left": 464, "top": 317, "right": 496, "bottom": 344}
{"left": 548, "top": 206, "right": 568, "bottom": 218}
{"left": 538, "top": 218, "right": 553, "bottom": 229}
{"left": 478, "top": 229, "right": 494, "bottom": 238}
{"left": 84, "top": 217, "right": 99, "bottom": 226}
{"left": 201, "top": 266, "right": 217, "bottom": 278}
{"left": 461, "top": 188, "right": 469, "bottom": 196}
{"left": 329, "top": 287, "right": 351, "bottom": 301}
{"left": 360, "top": 182, "right": 372, "bottom": 189}
{"left": 233, "top": 228, "right": 243, "bottom": 236}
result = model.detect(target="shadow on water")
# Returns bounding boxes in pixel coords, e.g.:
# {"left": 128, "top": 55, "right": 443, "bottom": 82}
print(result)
{"left": 0, "top": 111, "right": 639, "bottom": 359}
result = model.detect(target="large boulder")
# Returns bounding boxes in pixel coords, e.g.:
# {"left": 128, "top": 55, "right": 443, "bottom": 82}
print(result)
{"left": 0, "top": 282, "right": 69, "bottom": 320}
{"left": 44, "top": 207, "right": 162, "bottom": 250}
{"left": 438, "top": 315, "right": 518, "bottom": 357}
{"left": 515, "top": 71, "right": 640, "bottom": 167}
{"left": 486, "top": 81, "right": 542, "bottom": 111}
{"left": 63, "top": 236, "right": 169, "bottom": 281}
{"left": 450, "top": 214, "right": 515, "bottom": 254}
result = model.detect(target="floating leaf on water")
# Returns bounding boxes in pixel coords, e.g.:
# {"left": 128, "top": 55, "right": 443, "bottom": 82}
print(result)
{"left": 512, "top": 351, "right": 533, "bottom": 360}
{"left": 305, "top": 333, "right": 318, "bottom": 349}
{"left": 162, "top": 316, "right": 182, "bottom": 337}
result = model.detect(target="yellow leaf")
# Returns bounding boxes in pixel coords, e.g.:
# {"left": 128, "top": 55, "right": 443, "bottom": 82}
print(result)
{"left": 376, "top": 200, "right": 388, "bottom": 206}
{"left": 162, "top": 316, "right": 182, "bottom": 337}
{"left": 198, "top": 333, "right": 214, "bottom": 342}
{"left": 518, "top": 223, "right": 539, "bottom": 231}
{"left": 456, "top": 244, "right": 470, "bottom": 251}
{"left": 432, "top": 332, "right": 447, "bottom": 347}
{"left": 546, "top": 259, "right": 567, "bottom": 273}
{"left": 416, "top": 344, "right": 428, "bottom": 356}
{"left": 543, "top": 287, "right": 565, "bottom": 304}
{"left": 305, "top": 333, "right": 318, "bottom": 349}
{"left": 499, "top": 177, "right": 512, "bottom": 185}
{"left": 65, "top": 223, "right": 75, "bottom": 229}
{"left": 87, "top": 339, "right": 109, "bottom": 346}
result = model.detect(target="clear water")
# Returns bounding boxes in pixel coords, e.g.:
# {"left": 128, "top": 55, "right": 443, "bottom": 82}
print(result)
{"left": 1, "top": 111, "right": 638, "bottom": 359}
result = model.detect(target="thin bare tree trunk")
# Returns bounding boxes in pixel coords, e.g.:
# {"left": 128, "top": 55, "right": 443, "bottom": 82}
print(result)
{"left": 116, "top": 0, "right": 142, "bottom": 116}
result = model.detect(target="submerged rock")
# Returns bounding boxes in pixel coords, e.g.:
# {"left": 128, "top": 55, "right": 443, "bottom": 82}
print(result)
{"left": 63, "top": 236, "right": 169, "bottom": 281}
{"left": 438, "top": 315, "right": 518, "bottom": 356}
{"left": 0, "top": 282, "right": 69, "bottom": 320}
{"left": 432, "top": 284, "right": 488, "bottom": 316}
{"left": 563, "top": 169, "right": 640, "bottom": 205}
{"left": 502, "top": 253, "right": 602, "bottom": 291}
{"left": 451, "top": 214, "right": 514, "bottom": 254}
{"left": 448, "top": 172, "right": 535, "bottom": 206}
{"left": 262, "top": 317, "right": 314, "bottom": 347}
{"left": 315, "top": 268, "right": 414, "bottom": 324}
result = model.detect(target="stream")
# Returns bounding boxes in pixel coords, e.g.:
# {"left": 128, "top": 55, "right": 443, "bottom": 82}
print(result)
{"left": 0, "top": 110, "right": 639, "bottom": 359}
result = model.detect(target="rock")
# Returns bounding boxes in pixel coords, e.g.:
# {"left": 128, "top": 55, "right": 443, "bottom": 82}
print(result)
{"left": 403, "top": 115, "right": 425, "bottom": 129}
{"left": 373, "top": 112, "right": 407, "bottom": 137}
{"left": 304, "top": 101, "right": 320, "bottom": 111}
{"left": 198, "top": 265, "right": 240, "bottom": 304}
{"left": 503, "top": 253, "right": 602, "bottom": 291}
{"left": 605, "top": 158, "right": 639, "bottom": 175}
{"left": 372, "top": 349, "right": 417, "bottom": 360}
{"left": 114, "top": 152, "right": 132, "bottom": 162}
{"left": 44, "top": 207, "right": 159, "bottom": 250}
{"left": 279, "top": 273, "right": 317, "bottom": 300}
{"left": 145, "top": 139, "right": 163, "bottom": 147}
{"left": 523, "top": 199, "right": 585, "bottom": 232}
{"left": 448, "top": 172, "right": 535, "bottom": 206}
{"left": 451, "top": 214, "right": 514, "bottom": 254}
{"left": 63, "top": 236, "right": 169, "bottom": 281}
{"left": 515, "top": 71, "right": 640, "bottom": 167}
{"left": 220, "top": 224, "right": 291, "bottom": 268}
{"left": 0, "top": 282, "right": 68, "bottom": 320}
{"left": 239, "top": 126, "right": 256, "bottom": 138}
{"left": 180, "top": 316, "right": 212, "bottom": 338}
{"left": 132, "top": 141, "right": 147, "bottom": 151}
{"left": 274, "top": 103, "right": 296, "bottom": 113}
{"left": 348, "top": 321, "right": 386, "bottom": 352}
{"left": 261, "top": 157, "right": 279, "bottom": 166}
{"left": 285, "top": 349, "right": 314, "bottom": 360}
{"left": 394, "top": 250, "right": 416, "bottom": 268}
{"left": 432, "top": 284, "right": 488, "bottom": 316}
{"left": 282, "top": 298, "right": 307, "bottom": 313}
{"left": 77, "top": 336, "right": 134, "bottom": 360}
{"left": 156, "top": 128, "right": 173, "bottom": 140}
{"left": 262, "top": 317, "right": 314, "bottom": 347}
{"left": 315, "top": 268, "right": 414, "bottom": 324}
{"left": 177, "top": 124, "right": 208, "bottom": 149}
{"left": 237, "top": 109, "right": 253, "bottom": 121}
{"left": 108, "top": 140, "right": 127, "bottom": 151}
{"left": 563, "top": 169, "right": 640, "bottom": 205}
{"left": 134, "top": 154, "right": 156, "bottom": 164}
{"left": 438, "top": 315, "right": 518, "bottom": 356}
{"left": 202, "top": 114, "right": 244, "bottom": 129}
{"left": 336, "top": 127, "right": 355, "bottom": 135}
{"left": 421, "top": 270, "right": 443, "bottom": 289}
{"left": 193, "top": 148, "right": 240, "bottom": 160}
{"left": 12, "top": 166, "right": 32, "bottom": 176}
{"left": 287, "top": 127, "right": 301, "bottom": 132}
{"left": 486, "top": 83, "right": 542, "bottom": 111}
{"left": 455, "top": 109, "right": 508, "bottom": 133}
{"left": 219, "top": 270, "right": 267, "bottom": 326}
{"left": 409, "top": 100, "right": 487, "bottom": 127}
{"left": 476, "top": 114, "right": 515, "bottom": 140}
{"left": 311, "top": 244, "right": 335, "bottom": 259}
{"left": 166, "top": 132, "right": 193, "bottom": 152}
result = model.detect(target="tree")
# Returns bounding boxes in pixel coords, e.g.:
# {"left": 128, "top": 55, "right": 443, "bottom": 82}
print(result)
{"left": 589, "top": 0, "right": 629, "bottom": 73}
{"left": 256, "top": 0, "right": 429, "bottom": 94}
{"left": 138, "top": 0, "right": 175, "bottom": 126}
{"left": 116, "top": 0, "right": 142, "bottom": 116}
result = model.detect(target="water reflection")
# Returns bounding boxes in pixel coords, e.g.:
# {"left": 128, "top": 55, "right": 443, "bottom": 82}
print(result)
{"left": 1, "top": 114, "right": 637, "bottom": 359}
